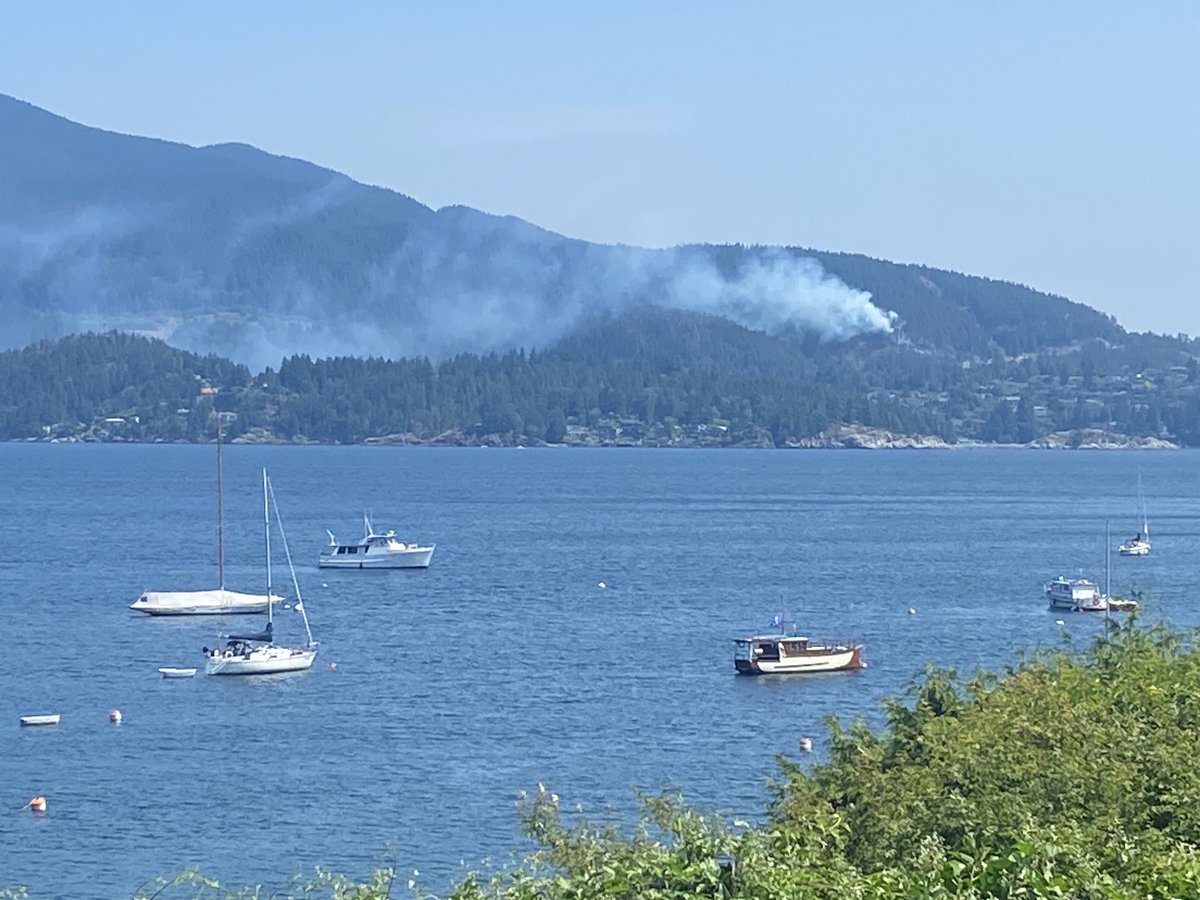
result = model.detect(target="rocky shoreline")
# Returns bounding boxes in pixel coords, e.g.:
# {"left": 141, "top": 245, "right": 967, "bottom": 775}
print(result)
{"left": 20, "top": 423, "right": 1183, "bottom": 449}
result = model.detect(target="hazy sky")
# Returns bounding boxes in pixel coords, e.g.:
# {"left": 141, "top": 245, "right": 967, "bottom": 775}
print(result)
{"left": 2, "top": 1, "right": 1197, "bottom": 335}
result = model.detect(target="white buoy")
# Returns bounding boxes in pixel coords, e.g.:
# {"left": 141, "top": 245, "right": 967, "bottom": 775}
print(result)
{"left": 322, "top": 583, "right": 328, "bottom": 588}
{"left": 907, "top": 607, "right": 916, "bottom": 615}
{"left": 108, "top": 708, "right": 123, "bottom": 724}
{"left": 598, "top": 581, "right": 606, "bottom": 589}
{"left": 1056, "top": 619, "right": 1065, "bottom": 625}
{"left": 798, "top": 737, "right": 813, "bottom": 752}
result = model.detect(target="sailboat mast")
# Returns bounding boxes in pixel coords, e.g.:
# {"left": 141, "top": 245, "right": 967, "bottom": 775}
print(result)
{"left": 1105, "top": 520, "right": 1111, "bottom": 621}
{"left": 263, "top": 468, "right": 273, "bottom": 627}
{"left": 216, "top": 412, "right": 225, "bottom": 590}
{"left": 267, "top": 475, "right": 315, "bottom": 647}
{"left": 1139, "top": 468, "right": 1149, "bottom": 538}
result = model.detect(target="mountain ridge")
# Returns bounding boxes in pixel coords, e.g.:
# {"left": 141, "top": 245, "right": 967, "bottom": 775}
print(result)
{"left": 0, "top": 92, "right": 1162, "bottom": 374}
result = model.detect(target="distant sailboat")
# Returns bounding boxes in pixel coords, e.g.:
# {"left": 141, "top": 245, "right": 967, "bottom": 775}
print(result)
{"left": 1106, "top": 519, "right": 1139, "bottom": 612}
{"left": 1117, "top": 469, "right": 1151, "bottom": 557}
{"left": 130, "top": 413, "right": 281, "bottom": 615}
{"left": 203, "top": 469, "right": 317, "bottom": 676}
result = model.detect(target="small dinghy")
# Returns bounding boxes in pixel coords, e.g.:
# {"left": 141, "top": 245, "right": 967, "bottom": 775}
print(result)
{"left": 19, "top": 714, "right": 60, "bottom": 726}
{"left": 159, "top": 667, "right": 198, "bottom": 679}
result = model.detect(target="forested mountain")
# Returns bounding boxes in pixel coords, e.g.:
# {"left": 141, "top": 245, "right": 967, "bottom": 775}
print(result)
{"left": 4, "top": 94, "right": 1199, "bottom": 446}
{"left": 1, "top": 93, "right": 1183, "bottom": 376}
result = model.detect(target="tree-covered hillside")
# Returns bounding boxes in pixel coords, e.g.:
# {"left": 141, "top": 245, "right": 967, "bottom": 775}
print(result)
{"left": 2, "top": 93, "right": 1188, "bottom": 376}
{"left": 0, "top": 326, "right": 945, "bottom": 445}
{"left": 3, "top": 325, "right": 1199, "bottom": 447}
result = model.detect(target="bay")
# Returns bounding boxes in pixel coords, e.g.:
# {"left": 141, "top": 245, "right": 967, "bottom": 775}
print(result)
{"left": 1, "top": 445, "right": 1197, "bottom": 897}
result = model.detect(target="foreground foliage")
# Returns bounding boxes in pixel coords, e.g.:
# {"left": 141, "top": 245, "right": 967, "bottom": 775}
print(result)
{"left": 59, "top": 621, "right": 1200, "bottom": 897}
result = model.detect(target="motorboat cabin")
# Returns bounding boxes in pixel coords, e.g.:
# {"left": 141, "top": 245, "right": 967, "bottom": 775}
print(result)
{"left": 734, "top": 634, "right": 866, "bottom": 675}
{"left": 1045, "top": 576, "right": 1107, "bottom": 612}
{"left": 319, "top": 515, "right": 435, "bottom": 569}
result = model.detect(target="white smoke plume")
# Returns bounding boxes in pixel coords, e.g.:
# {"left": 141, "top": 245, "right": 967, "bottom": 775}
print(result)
{"left": 660, "top": 248, "right": 895, "bottom": 342}
{"left": 0, "top": 193, "right": 895, "bottom": 370}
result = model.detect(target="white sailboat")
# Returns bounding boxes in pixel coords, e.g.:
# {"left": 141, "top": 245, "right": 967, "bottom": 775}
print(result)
{"left": 1106, "top": 520, "right": 1140, "bottom": 613}
{"left": 1117, "top": 469, "right": 1151, "bottom": 557}
{"left": 131, "top": 416, "right": 281, "bottom": 615}
{"left": 203, "top": 469, "right": 317, "bottom": 676}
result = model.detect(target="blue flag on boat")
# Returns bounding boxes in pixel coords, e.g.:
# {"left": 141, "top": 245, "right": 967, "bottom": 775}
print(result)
{"left": 770, "top": 613, "right": 783, "bottom": 629}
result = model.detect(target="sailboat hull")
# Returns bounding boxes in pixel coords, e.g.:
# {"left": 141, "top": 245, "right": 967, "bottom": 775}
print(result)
{"left": 205, "top": 646, "right": 316, "bottom": 675}
{"left": 131, "top": 590, "right": 282, "bottom": 616}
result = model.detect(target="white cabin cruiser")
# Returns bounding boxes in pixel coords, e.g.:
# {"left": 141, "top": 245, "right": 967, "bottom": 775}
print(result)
{"left": 734, "top": 634, "right": 866, "bottom": 675}
{"left": 319, "top": 515, "right": 434, "bottom": 569}
{"left": 1045, "top": 576, "right": 1106, "bottom": 612}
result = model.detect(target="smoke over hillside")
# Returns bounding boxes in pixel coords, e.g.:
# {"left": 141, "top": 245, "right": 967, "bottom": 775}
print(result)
{"left": 9, "top": 93, "right": 1132, "bottom": 374}
{"left": 0, "top": 193, "right": 894, "bottom": 370}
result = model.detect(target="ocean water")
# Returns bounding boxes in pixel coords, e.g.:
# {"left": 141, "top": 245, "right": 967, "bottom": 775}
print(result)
{"left": 2, "top": 445, "right": 1198, "bottom": 897}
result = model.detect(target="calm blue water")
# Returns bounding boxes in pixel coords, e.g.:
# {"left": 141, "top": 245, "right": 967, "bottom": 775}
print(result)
{"left": 2, "top": 446, "right": 1199, "bottom": 897}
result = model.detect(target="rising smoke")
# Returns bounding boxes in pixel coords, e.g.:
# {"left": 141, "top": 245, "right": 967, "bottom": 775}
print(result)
{"left": 660, "top": 249, "right": 895, "bottom": 342}
{"left": 0, "top": 186, "right": 895, "bottom": 371}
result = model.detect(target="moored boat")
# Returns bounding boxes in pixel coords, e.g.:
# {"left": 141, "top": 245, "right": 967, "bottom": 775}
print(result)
{"left": 1102, "top": 522, "right": 1138, "bottom": 613}
{"left": 204, "top": 469, "right": 318, "bottom": 677}
{"left": 131, "top": 412, "right": 279, "bottom": 615}
{"left": 1046, "top": 576, "right": 1107, "bottom": 612}
{"left": 19, "top": 714, "right": 60, "bottom": 726}
{"left": 132, "top": 589, "right": 281, "bottom": 616}
{"left": 204, "top": 627, "right": 317, "bottom": 676}
{"left": 158, "top": 667, "right": 198, "bottom": 678}
{"left": 1117, "top": 469, "right": 1151, "bottom": 556}
{"left": 734, "top": 633, "right": 866, "bottom": 675}
{"left": 1107, "top": 595, "right": 1140, "bottom": 612}
{"left": 319, "top": 515, "right": 434, "bottom": 569}
{"left": 1118, "top": 532, "right": 1150, "bottom": 557}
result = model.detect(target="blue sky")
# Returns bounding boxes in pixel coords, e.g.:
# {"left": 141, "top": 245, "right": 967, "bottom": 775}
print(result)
{"left": 2, "top": 1, "right": 1197, "bottom": 335}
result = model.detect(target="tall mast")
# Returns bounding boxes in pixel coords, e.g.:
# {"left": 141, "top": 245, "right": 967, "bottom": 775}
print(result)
{"left": 263, "top": 468, "right": 273, "bottom": 627}
{"left": 1105, "top": 520, "right": 1111, "bottom": 621}
{"left": 216, "top": 411, "right": 225, "bottom": 590}
{"left": 1139, "top": 468, "right": 1149, "bottom": 537}
{"left": 268, "top": 474, "right": 315, "bottom": 648}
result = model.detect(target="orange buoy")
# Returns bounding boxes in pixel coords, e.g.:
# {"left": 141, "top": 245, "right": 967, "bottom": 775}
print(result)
{"left": 108, "top": 708, "right": 123, "bottom": 724}
{"left": 29, "top": 796, "right": 46, "bottom": 812}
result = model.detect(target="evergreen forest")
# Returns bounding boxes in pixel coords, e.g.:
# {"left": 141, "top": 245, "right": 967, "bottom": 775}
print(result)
{"left": 2, "top": 321, "right": 1200, "bottom": 447}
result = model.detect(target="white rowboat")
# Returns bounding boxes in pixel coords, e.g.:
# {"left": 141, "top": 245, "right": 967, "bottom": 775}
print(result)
{"left": 19, "top": 714, "right": 60, "bottom": 726}
{"left": 159, "top": 667, "right": 198, "bottom": 678}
